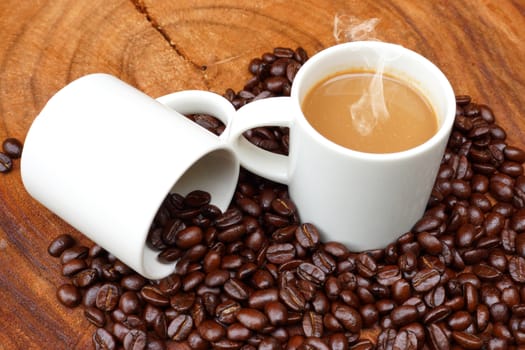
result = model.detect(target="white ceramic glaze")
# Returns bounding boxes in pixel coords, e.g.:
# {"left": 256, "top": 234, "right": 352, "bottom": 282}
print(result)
{"left": 229, "top": 41, "right": 456, "bottom": 250}
{"left": 21, "top": 73, "right": 239, "bottom": 279}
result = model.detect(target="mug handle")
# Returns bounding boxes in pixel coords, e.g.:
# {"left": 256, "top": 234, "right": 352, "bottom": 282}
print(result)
{"left": 156, "top": 90, "right": 236, "bottom": 142}
{"left": 229, "top": 97, "right": 294, "bottom": 184}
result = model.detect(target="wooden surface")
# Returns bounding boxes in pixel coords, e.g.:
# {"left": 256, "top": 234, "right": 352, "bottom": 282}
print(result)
{"left": 0, "top": 0, "right": 524, "bottom": 348}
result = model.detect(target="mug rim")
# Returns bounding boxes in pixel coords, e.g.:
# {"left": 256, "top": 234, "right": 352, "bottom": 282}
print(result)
{"left": 290, "top": 41, "right": 456, "bottom": 161}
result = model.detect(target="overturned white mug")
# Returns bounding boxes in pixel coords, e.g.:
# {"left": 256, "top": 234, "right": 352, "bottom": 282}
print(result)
{"left": 21, "top": 73, "right": 239, "bottom": 279}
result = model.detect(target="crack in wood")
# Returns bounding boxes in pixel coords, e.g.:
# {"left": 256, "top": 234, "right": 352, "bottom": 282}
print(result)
{"left": 129, "top": 0, "right": 205, "bottom": 72}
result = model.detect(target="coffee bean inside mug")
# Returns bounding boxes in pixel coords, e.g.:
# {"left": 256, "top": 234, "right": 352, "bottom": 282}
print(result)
{"left": 301, "top": 70, "right": 439, "bottom": 153}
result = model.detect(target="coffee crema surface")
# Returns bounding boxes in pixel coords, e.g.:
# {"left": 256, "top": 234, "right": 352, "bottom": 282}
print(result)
{"left": 302, "top": 71, "right": 439, "bottom": 154}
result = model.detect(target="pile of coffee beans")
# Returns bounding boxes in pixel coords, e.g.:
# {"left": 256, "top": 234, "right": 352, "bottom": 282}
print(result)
{"left": 0, "top": 137, "right": 23, "bottom": 173}
{"left": 48, "top": 47, "right": 525, "bottom": 350}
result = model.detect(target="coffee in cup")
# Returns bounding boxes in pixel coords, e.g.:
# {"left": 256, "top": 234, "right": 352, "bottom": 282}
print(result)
{"left": 302, "top": 69, "right": 439, "bottom": 153}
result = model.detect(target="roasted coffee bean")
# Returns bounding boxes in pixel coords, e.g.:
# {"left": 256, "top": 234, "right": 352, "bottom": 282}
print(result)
{"left": 456, "top": 223, "right": 476, "bottom": 248}
{"left": 417, "top": 232, "right": 443, "bottom": 255}
{"left": 451, "top": 179, "right": 471, "bottom": 199}
{"left": 218, "top": 224, "right": 247, "bottom": 243}
{"left": 356, "top": 253, "right": 378, "bottom": 278}
{"left": 158, "top": 274, "right": 181, "bottom": 296}
{"left": 295, "top": 223, "right": 320, "bottom": 249}
{"left": 331, "top": 303, "right": 362, "bottom": 333}
{"left": 471, "top": 174, "right": 489, "bottom": 192}
{"left": 122, "top": 329, "right": 146, "bottom": 350}
{"left": 84, "top": 306, "right": 106, "bottom": 328}
{"left": 83, "top": 284, "right": 101, "bottom": 308}
{"left": 140, "top": 285, "right": 169, "bottom": 307}
{"left": 62, "top": 258, "right": 88, "bottom": 277}
{"left": 214, "top": 300, "right": 240, "bottom": 326}
{"left": 223, "top": 278, "right": 250, "bottom": 300}
{"left": 447, "top": 310, "right": 473, "bottom": 331}
{"left": 490, "top": 302, "right": 510, "bottom": 323}
{"left": 197, "top": 319, "right": 225, "bottom": 342}
{"left": 184, "top": 190, "right": 211, "bottom": 208}
{"left": 322, "top": 276, "right": 340, "bottom": 299}
{"left": 390, "top": 305, "right": 419, "bottom": 328}
{"left": 392, "top": 329, "right": 418, "bottom": 350}
{"left": 411, "top": 268, "right": 441, "bottom": 292}
{"left": 60, "top": 245, "right": 89, "bottom": 264}
{"left": 271, "top": 198, "right": 296, "bottom": 217}
{"left": 451, "top": 331, "right": 482, "bottom": 349}
{"left": 2, "top": 137, "right": 22, "bottom": 159}
{"left": 167, "top": 314, "right": 193, "bottom": 341}
{"left": 413, "top": 216, "right": 442, "bottom": 233}
{"left": 473, "top": 263, "right": 502, "bottom": 281}
{"left": 88, "top": 244, "right": 105, "bottom": 258}
{"left": 423, "top": 305, "right": 452, "bottom": 324}
{"left": 377, "top": 328, "right": 397, "bottom": 350}
{"left": 311, "top": 249, "right": 336, "bottom": 274}
{"left": 161, "top": 218, "right": 186, "bottom": 245}
{"left": 500, "top": 161, "right": 524, "bottom": 177}
{"left": 398, "top": 251, "right": 417, "bottom": 272}
{"left": 204, "top": 269, "right": 229, "bottom": 287}
{"left": 424, "top": 285, "right": 446, "bottom": 308}
{"left": 173, "top": 226, "right": 203, "bottom": 249}
{"left": 92, "top": 327, "right": 116, "bottom": 350}
{"left": 501, "top": 229, "right": 517, "bottom": 253}
{"left": 57, "top": 283, "right": 82, "bottom": 307}
{"left": 264, "top": 301, "right": 288, "bottom": 326}
{"left": 96, "top": 283, "right": 120, "bottom": 311}
{"left": 215, "top": 208, "right": 243, "bottom": 229}
{"left": 480, "top": 284, "right": 502, "bottom": 307}
{"left": 390, "top": 279, "right": 411, "bottom": 305}
{"left": 248, "top": 288, "right": 279, "bottom": 309}
{"left": 119, "top": 291, "right": 141, "bottom": 315}
{"left": 517, "top": 233, "right": 525, "bottom": 257}
{"left": 182, "top": 271, "right": 205, "bottom": 291}
{"left": 236, "top": 308, "right": 269, "bottom": 331}
{"left": 226, "top": 322, "right": 252, "bottom": 342}
{"left": 279, "top": 283, "right": 306, "bottom": 311}
{"left": 427, "top": 323, "right": 450, "bottom": 350}
{"left": 508, "top": 255, "right": 525, "bottom": 283}
{"left": 321, "top": 242, "right": 349, "bottom": 261}
{"left": 302, "top": 311, "right": 323, "bottom": 337}
{"left": 110, "top": 322, "right": 130, "bottom": 343}
{"left": 510, "top": 208, "right": 525, "bottom": 232}
{"left": 490, "top": 180, "right": 514, "bottom": 202}
{"left": 0, "top": 151, "right": 13, "bottom": 173}
{"left": 504, "top": 145, "right": 525, "bottom": 163}
{"left": 264, "top": 76, "right": 289, "bottom": 93}
{"left": 309, "top": 291, "right": 329, "bottom": 315}
{"left": 251, "top": 269, "right": 274, "bottom": 289}
{"left": 48, "top": 234, "right": 76, "bottom": 257}
{"left": 264, "top": 212, "right": 290, "bottom": 228}
{"left": 358, "top": 304, "right": 378, "bottom": 328}
{"left": 266, "top": 243, "right": 296, "bottom": 264}
{"left": 297, "top": 262, "right": 326, "bottom": 286}
{"left": 72, "top": 268, "right": 98, "bottom": 288}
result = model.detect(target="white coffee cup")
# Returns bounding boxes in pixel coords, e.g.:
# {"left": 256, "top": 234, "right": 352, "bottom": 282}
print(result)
{"left": 229, "top": 41, "right": 456, "bottom": 251}
{"left": 21, "top": 73, "right": 239, "bottom": 279}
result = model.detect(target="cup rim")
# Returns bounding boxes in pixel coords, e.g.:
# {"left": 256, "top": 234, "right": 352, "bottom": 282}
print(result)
{"left": 291, "top": 41, "right": 456, "bottom": 161}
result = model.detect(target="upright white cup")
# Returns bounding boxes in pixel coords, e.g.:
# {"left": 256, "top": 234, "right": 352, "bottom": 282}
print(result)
{"left": 229, "top": 42, "right": 456, "bottom": 251}
{"left": 21, "top": 73, "right": 240, "bottom": 279}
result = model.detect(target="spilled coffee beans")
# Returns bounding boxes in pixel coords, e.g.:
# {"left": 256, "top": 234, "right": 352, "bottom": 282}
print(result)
{"left": 48, "top": 46, "right": 525, "bottom": 349}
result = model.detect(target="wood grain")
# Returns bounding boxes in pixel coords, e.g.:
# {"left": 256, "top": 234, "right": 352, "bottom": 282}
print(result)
{"left": 0, "top": 0, "right": 524, "bottom": 348}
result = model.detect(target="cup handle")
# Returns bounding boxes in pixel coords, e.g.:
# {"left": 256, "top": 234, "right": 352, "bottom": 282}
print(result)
{"left": 156, "top": 90, "right": 237, "bottom": 143}
{"left": 229, "top": 97, "right": 294, "bottom": 184}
